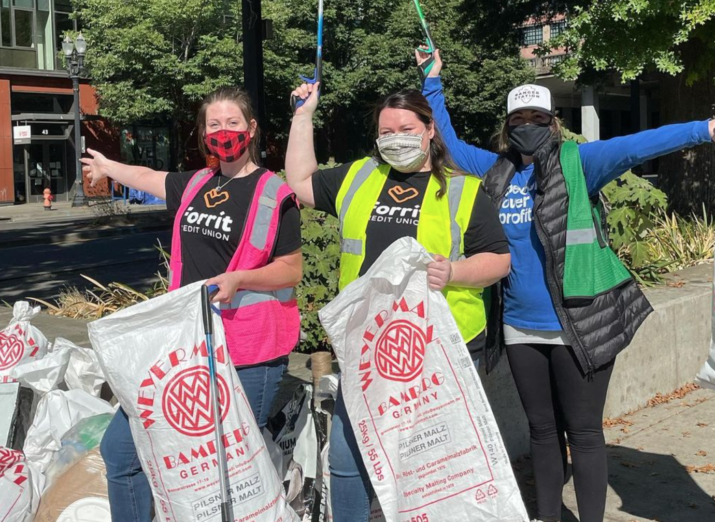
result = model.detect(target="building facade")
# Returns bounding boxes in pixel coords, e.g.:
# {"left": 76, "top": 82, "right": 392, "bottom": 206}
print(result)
{"left": 520, "top": 15, "right": 660, "bottom": 177}
{"left": 0, "top": 0, "right": 118, "bottom": 205}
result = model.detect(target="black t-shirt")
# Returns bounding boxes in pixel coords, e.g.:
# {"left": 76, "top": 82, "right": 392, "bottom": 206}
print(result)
{"left": 312, "top": 160, "right": 508, "bottom": 355}
{"left": 165, "top": 168, "right": 301, "bottom": 286}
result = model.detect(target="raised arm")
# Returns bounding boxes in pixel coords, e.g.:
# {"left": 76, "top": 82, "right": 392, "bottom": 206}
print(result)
{"left": 579, "top": 119, "right": 715, "bottom": 194}
{"left": 285, "top": 82, "right": 320, "bottom": 208}
{"left": 82, "top": 149, "right": 168, "bottom": 199}
{"left": 417, "top": 49, "right": 499, "bottom": 177}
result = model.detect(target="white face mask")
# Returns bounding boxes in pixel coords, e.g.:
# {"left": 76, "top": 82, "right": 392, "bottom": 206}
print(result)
{"left": 375, "top": 132, "right": 427, "bottom": 173}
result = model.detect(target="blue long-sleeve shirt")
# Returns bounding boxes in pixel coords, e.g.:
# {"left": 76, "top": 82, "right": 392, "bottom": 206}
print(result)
{"left": 424, "top": 76, "right": 712, "bottom": 331}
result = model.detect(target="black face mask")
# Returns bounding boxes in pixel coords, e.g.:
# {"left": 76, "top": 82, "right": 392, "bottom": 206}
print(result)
{"left": 507, "top": 123, "right": 552, "bottom": 156}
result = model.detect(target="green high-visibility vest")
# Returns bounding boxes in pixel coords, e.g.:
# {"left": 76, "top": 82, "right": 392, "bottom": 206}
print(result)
{"left": 561, "top": 141, "right": 632, "bottom": 300}
{"left": 335, "top": 157, "right": 487, "bottom": 343}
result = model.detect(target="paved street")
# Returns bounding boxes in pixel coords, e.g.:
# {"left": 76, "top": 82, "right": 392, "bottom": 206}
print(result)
{"left": 0, "top": 202, "right": 171, "bottom": 302}
{"left": 0, "top": 229, "right": 170, "bottom": 302}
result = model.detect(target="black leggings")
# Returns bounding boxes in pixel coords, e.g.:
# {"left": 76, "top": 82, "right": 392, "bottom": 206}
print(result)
{"left": 507, "top": 343, "right": 614, "bottom": 522}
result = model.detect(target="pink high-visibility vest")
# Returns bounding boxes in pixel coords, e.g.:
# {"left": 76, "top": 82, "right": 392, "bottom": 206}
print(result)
{"left": 168, "top": 168, "right": 300, "bottom": 366}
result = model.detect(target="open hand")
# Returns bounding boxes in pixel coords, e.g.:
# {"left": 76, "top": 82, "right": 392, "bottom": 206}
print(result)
{"left": 709, "top": 119, "right": 714, "bottom": 142}
{"left": 415, "top": 47, "right": 442, "bottom": 78}
{"left": 80, "top": 149, "right": 112, "bottom": 187}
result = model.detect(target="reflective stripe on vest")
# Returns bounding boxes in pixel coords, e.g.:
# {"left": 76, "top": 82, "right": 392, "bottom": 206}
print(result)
{"left": 172, "top": 169, "right": 294, "bottom": 311}
{"left": 447, "top": 174, "right": 466, "bottom": 261}
{"left": 334, "top": 157, "right": 485, "bottom": 342}
{"left": 566, "top": 228, "right": 597, "bottom": 246}
{"left": 222, "top": 174, "right": 293, "bottom": 311}
{"left": 250, "top": 175, "right": 283, "bottom": 251}
{"left": 337, "top": 158, "right": 381, "bottom": 256}
{"left": 181, "top": 168, "right": 214, "bottom": 203}
{"left": 219, "top": 287, "right": 295, "bottom": 310}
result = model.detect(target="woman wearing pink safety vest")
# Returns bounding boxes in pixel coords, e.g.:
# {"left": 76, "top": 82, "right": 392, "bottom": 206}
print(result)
{"left": 82, "top": 86, "right": 302, "bottom": 522}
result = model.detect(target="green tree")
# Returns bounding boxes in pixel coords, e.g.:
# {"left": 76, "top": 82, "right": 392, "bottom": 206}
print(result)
{"left": 540, "top": 1, "right": 715, "bottom": 214}
{"left": 262, "top": 0, "right": 534, "bottom": 163}
{"left": 74, "top": 0, "right": 242, "bottom": 169}
{"left": 76, "top": 0, "right": 534, "bottom": 168}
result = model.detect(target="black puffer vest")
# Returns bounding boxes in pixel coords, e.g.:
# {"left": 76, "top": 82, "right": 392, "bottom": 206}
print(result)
{"left": 482, "top": 138, "right": 653, "bottom": 376}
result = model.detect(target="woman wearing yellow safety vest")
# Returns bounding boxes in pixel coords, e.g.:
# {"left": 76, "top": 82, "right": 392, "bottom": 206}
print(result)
{"left": 285, "top": 82, "right": 511, "bottom": 522}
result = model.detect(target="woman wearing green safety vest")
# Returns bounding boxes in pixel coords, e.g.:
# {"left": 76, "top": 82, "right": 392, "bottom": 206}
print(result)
{"left": 286, "top": 82, "right": 511, "bottom": 521}
{"left": 417, "top": 48, "right": 715, "bottom": 522}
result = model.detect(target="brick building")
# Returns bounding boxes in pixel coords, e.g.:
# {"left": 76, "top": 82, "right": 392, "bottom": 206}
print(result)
{"left": 0, "top": 0, "right": 121, "bottom": 205}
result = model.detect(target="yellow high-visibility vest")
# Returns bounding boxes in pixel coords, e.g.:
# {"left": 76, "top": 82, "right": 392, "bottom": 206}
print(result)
{"left": 335, "top": 157, "right": 486, "bottom": 342}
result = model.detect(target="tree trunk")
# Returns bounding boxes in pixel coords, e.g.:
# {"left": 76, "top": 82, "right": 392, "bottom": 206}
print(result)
{"left": 656, "top": 43, "right": 715, "bottom": 215}
{"left": 170, "top": 118, "right": 184, "bottom": 172}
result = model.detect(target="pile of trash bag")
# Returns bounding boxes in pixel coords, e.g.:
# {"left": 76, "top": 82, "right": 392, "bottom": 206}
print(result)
{"left": 0, "top": 302, "right": 114, "bottom": 522}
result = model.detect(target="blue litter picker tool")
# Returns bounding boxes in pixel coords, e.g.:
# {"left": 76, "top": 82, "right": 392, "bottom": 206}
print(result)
{"left": 291, "top": 0, "right": 324, "bottom": 112}
{"left": 201, "top": 284, "right": 233, "bottom": 522}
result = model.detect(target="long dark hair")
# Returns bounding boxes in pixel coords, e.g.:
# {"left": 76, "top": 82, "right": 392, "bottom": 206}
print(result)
{"left": 373, "top": 89, "right": 462, "bottom": 198}
{"left": 196, "top": 86, "right": 261, "bottom": 164}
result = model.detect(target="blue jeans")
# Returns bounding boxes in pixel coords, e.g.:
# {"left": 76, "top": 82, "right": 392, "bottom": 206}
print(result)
{"left": 100, "top": 357, "right": 288, "bottom": 522}
{"left": 330, "top": 358, "right": 480, "bottom": 522}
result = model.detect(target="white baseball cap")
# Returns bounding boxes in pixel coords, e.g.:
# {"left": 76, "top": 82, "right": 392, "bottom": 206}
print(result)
{"left": 507, "top": 84, "right": 554, "bottom": 116}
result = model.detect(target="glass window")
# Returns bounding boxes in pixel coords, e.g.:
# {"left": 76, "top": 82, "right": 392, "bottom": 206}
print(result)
{"left": 37, "top": 0, "right": 48, "bottom": 10}
{"left": 55, "top": 11, "right": 74, "bottom": 47}
{"left": 54, "top": 0, "right": 72, "bottom": 10}
{"left": 550, "top": 21, "right": 567, "bottom": 38}
{"left": 54, "top": 10, "right": 74, "bottom": 68}
{"left": 14, "top": 9, "right": 34, "bottom": 47}
{"left": 1, "top": 5, "right": 10, "bottom": 46}
{"left": 0, "top": 47, "right": 36, "bottom": 67}
{"left": 11, "top": 92, "right": 73, "bottom": 114}
{"left": 36, "top": 8, "right": 53, "bottom": 69}
{"left": 544, "top": 54, "right": 565, "bottom": 66}
{"left": 521, "top": 25, "right": 543, "bottom": 46}
{"left": 13, "top": 0, "right": 33, "bottom": 7}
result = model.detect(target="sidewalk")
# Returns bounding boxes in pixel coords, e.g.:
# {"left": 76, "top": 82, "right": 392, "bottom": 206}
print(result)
{"left": 2, "top": 307, "right": 713, "bottom": 521}
{"left": 0, "top": 201, "right": 170, "bottom": 249}
{"left": 0, "top": 200, "right": 167, "bottom": 225}
{"left": 556, "top": 387, "right": 714, "bottom": 521}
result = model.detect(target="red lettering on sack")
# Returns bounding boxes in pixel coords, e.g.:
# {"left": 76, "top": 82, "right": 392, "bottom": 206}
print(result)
{"left": 377, "top": 373, "right": 444, "bottom": 416}
{"left": 162, "top": 427, "right": 249, "bottom": 471}
{"left": 28, "top": 338, "right": 38, "bottom": 357}
{"left": 375, "top": 319, "right": 426, "bottom": 382}
{"left": 162, "top": 366, "right": 230, "bottom": 437}
{"left": 169, "top": 348, "right": 186, "bottom": 367}
{"left": 150, "top": 363, "right": 167, "bottom": 380}
{"left": 0, "top": 448, "right": 22, "bottom": 471}
{"left": 360, "top": 371, "right": 374, "bottom": 392}
{"left": 136, "top": 342, "right": 230, "bottom": 433}
{"left": 137, "top": 389, "right": 154, "bottom": 407}
{"left": 0, "top": 332, "right": 24, "bottom": 371}
{"left": 140, "top": 409, "right": 156, "bottom": 429}
{"left": 393, "top": 298, "right": 410, "bottom": 312}
{"left": 357, "top": 301, "right": 433, "bottom": 392}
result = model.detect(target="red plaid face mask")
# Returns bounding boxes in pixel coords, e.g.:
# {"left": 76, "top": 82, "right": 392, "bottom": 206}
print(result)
{"left": 204, "top": 129, "right": 251, "bottom": 163}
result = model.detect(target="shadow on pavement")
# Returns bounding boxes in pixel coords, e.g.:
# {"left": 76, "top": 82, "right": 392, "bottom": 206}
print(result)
{"left": 605, "top": 445, "right": 715, "bottom": 522}
{"left": 514, "top": 445, "right": 715, "bottom": 521}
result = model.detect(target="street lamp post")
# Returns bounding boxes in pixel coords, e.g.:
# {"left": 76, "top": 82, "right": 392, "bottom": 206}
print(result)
{"left": 63, "top": 33, "right": 88, "bottom": 207}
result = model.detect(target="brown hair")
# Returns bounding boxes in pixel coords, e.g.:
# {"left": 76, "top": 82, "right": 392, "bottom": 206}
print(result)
{"left": 494, "top": 114, "right": 564, "bottom": 153}
{"left": 373, "top": 89, "right": 463, "bottom": 198}
{"left": 197, "top": 86, "right": 261, "bottom": 164}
